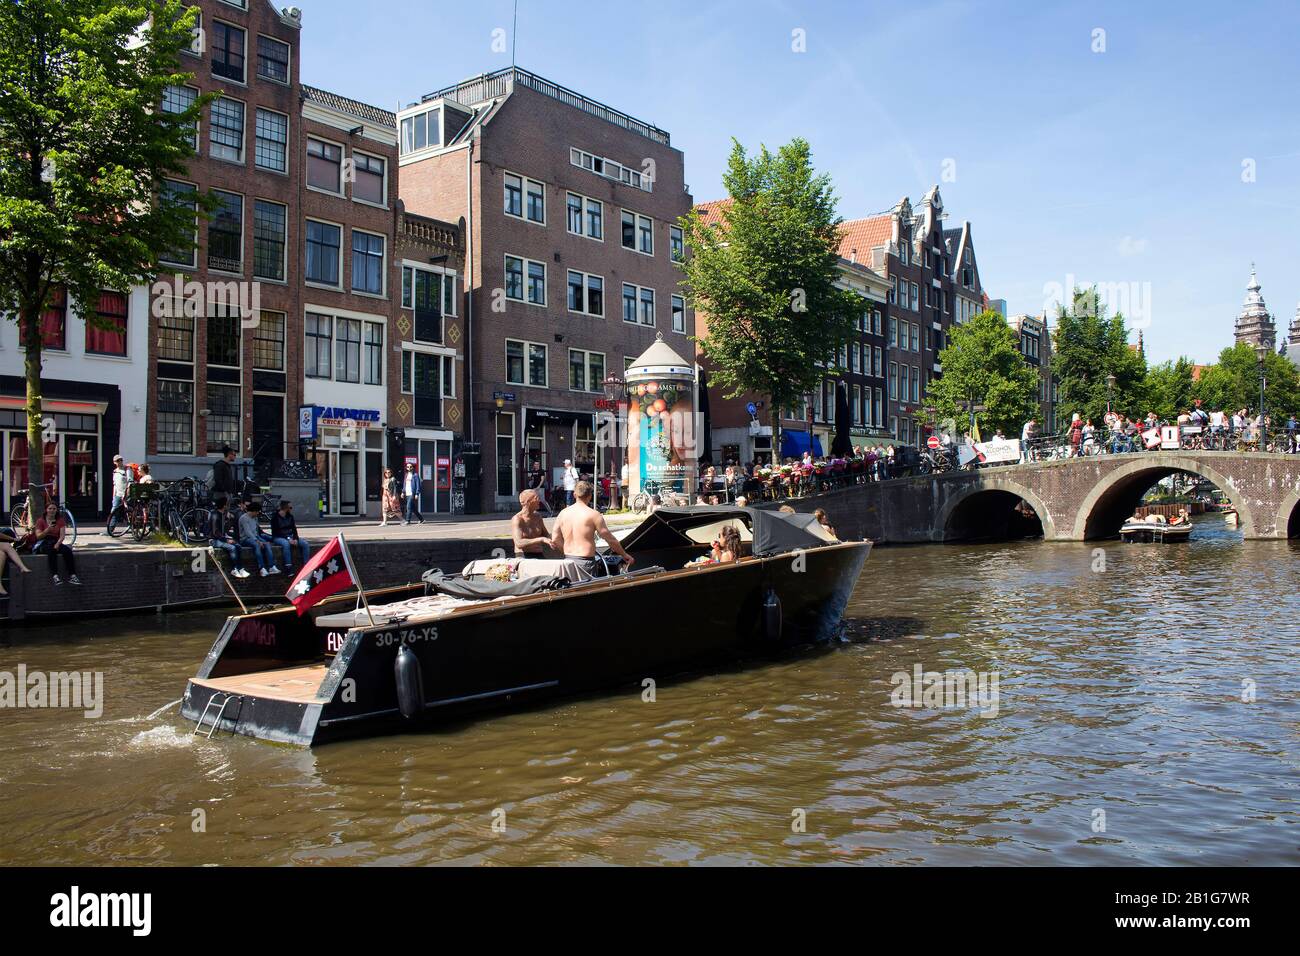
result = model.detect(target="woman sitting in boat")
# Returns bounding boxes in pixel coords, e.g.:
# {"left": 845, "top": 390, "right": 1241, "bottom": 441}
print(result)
{"left": 686, "top": 525, "right": 742, "bottom": 567}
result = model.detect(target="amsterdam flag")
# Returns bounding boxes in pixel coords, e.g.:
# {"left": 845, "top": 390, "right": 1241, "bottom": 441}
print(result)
{"left": 285, "top": 535, "right": 354, "bottom": 615}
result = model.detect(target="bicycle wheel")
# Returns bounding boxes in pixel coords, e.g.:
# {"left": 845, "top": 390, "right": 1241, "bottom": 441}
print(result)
{"left": 61, "top": 509, "right": 77, "bottom": 546}
{"left": 9, "top": 503, "right": 31, "bottom": 535}
{"left": 181, "top": 507, "right": 210, "bottom": 544}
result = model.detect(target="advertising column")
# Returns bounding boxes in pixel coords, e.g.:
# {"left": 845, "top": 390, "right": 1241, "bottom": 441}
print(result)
{"left": 624, "top": 334, "right": 698, "bottom": 500}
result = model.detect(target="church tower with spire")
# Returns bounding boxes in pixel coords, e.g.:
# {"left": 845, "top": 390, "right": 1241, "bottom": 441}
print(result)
{"left": 1283, "top": 301, "right": 1300, "bottom": 369}
{"left": 1234, "top": 267, "right": 1277, "bottom": 352}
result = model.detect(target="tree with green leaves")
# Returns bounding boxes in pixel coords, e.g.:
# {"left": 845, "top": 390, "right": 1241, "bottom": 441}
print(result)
{"left": 928, "top": 310, "right": 1040, "bottom": 437}
{"left": 682, "top": 138, "right": 860, "bottom": 463}
{"left": 0, "top": 0, "right": 205, "bottom": 520}
{"left": 1193, "top": 342, "right": 1300, "bottom": 420}
{"left": 1051, "top": 287, "right": 1147, "bottom": 427}
{"left": 1143, "top": 356, "right": 1197, "bottom": 420}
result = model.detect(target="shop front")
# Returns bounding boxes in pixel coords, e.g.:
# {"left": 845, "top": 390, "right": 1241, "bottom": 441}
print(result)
{"left": 402, "top": 427, "right": 456, "bottom": 515}
{"left": 518, "top": 406, "right": 597, "bottom": 511}
{"left": 0, "top": 385, "right": 121, "bottom": 522}
{"left": 298, "top": 404, "right": 382, "bottom": 517}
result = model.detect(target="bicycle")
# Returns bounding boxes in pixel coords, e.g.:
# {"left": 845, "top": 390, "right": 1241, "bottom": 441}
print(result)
{"left": 9, "top": 482, "right": 77, "bottom": 546}
{"left": 125, "top": 483, "right": 161, "bottom": 542}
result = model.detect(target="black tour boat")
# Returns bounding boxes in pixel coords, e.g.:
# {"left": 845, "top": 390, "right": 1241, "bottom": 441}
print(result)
{"left": 179, "top": 506, "right": 870, "bottom": 746}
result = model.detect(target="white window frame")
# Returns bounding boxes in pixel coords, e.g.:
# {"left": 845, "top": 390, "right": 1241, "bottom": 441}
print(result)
{"left": 504, "top": 255, "right": 547, "bottom": 307}
{"left": 350, "top": 227, "right": 387, "bottom": 298}
{"left": 251, "top": 197, "right": 288, "bottom": 282}
{"left": 254, "top": 32, "right": 291, "bottom": 86}
{"left": 503, "top": 171, "right": 545, "bottom": 225}
{"left": 570, "top": 146, "right": 652, "bottom": 192}
{"left": 253, "top": 106, "right": 289, "bottom": 173}
{"left": 566, "top": 191, "right": 603, "bottom": 241}
{"left": 567, "top": 270, "right": 604, "bottom": 317}
{"left": 211, "top": 18, "right": 247, "bottom": 85}
{"left": 163, "top": 84, "right": 200, "bottom": 150}
{"left": 306, "top": 134, "right": 345, "bottom": 196}
{"left": 568, "top": 348, "right": 606, "bottom": 393}
{"left": 209, "top": 95, "right": 245, "bottom": 164}
{"left": 304, "top": 217, "right": 344, "bottom": 290}
{"left": 350, "top": 149, "right": 388, "bottom": 208}
{"left": 505, "top": 338, "right": 548, "bottom": 388}
{"left": 669, "top": 224, "right": 684, "bottom": 264}
{"left": 671, "top": 294, "right": 685, "bottom": 334}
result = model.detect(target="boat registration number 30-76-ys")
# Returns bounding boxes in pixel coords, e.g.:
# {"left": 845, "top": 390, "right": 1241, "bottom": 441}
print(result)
{"left": 373, "top": 627, "right": 440, "bottom": 648}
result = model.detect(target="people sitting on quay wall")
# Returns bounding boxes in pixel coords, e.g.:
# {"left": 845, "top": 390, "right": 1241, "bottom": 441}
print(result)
{"left": 34, "top": 502, "right": 81, "bottom": 586}
{"left": 238, "top": 500, "right": 280, "bottom": 578}
{"left": 269, "top": 499, "right": 310, "bottom": 570}
{"left": 208, "top": 498, "right": 249, "bottom": 579}
{"left": 0, "top": 526, "right": 34, "bottom": 596}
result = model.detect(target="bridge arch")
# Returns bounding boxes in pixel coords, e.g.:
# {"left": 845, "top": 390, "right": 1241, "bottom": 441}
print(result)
{"left": 1072, "top": 455, "right": 1255, "bottom": 540}
{"left": 936, "top": 477, "right": 1057, "bottom": 542}
{"left": 1277, "top": 487, "right": 1300, "bottom": 539}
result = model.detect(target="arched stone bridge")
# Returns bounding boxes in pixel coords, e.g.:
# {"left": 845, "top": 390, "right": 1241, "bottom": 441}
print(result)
{"left": 791, "top": 452, "right": 1300, "bottom": 542}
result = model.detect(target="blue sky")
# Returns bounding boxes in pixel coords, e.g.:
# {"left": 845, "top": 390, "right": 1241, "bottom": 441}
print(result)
{"left": 298, "top": 0, "right": 1300, "bottom": 366}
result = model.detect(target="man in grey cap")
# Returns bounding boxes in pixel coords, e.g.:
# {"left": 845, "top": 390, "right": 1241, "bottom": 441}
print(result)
{"left": 104, "top": 454, "right": 130, "bottom": 535}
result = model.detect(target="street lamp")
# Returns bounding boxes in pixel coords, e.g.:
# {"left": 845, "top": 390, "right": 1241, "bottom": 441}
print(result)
{"left": 602, "top": 372, "right": 626, "bottom": 510}
{"left": 1106, "top": 373, "right": 1117, "bottom": 413}
{"left": 1254, "top": 343, "right": 1269, "bottom": 444}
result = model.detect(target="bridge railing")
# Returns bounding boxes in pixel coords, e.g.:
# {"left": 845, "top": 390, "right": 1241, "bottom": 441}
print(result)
{"left": 1023, "top": 428, "right": 1299, "bottom": 461}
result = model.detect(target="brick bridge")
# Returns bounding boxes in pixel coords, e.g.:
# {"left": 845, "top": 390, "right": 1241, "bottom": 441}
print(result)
{"left": 785, "top": 452, "right": 1300, "bottom": 542}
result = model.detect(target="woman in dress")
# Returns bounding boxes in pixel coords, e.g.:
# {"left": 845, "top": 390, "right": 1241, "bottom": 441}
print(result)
{"left": 379, "top": 467, "right": 402, "bottom": 526}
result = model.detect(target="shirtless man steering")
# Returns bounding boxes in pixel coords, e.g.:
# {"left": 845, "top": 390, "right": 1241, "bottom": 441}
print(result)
{"left": 511, "top": 489, "right": 554, "bottom": 557}
{"left": 550, "top": 480, "right": 634, "bottom": 576}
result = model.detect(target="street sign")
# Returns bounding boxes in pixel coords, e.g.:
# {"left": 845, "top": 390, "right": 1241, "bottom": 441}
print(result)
{"left": 927, "top": 436, "right": 941, "bottom": 449}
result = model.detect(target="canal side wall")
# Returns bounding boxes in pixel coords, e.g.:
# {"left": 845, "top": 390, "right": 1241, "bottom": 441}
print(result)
{"left": 1, "top": 537, "right": 512, "bottom": 623}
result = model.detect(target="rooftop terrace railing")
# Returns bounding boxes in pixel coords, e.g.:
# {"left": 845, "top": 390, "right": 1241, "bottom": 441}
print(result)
{"left": 422, "top": 67, "right": 671, "bottom": 146}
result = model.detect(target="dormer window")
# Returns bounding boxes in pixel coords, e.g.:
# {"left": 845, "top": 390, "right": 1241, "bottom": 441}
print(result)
{"left": 400, "top": 107, "right": 441, "bottom": 154}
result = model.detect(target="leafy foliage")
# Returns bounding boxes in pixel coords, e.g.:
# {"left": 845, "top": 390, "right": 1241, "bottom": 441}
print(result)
{"left": 928, "top": 310, "right": 1040, "bottom": 436}
{"left": 0, "top": 0, "right": 205, "bottom": 496}
{"left": 1052, "top": 287, "right": 1147, "bottom": 426}
{"left": 682, "top": 138, "right": 860, "bottom": 459}
{"left": 1193, "top": 342, "right": 1300, "bottom": 419}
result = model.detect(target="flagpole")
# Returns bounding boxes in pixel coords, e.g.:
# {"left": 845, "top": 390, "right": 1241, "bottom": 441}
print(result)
{"left": 337, "top": 533, "right": 376, "bottom": 627}
{"left": 209, "top": 547, "right": 249, "bottom": 615}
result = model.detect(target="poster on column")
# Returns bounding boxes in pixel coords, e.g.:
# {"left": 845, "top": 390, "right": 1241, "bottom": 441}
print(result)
{"left": 627, "top": 377, "right": 692, "bottom": 494}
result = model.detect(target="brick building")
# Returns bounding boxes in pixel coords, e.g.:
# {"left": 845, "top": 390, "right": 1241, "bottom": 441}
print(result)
{"left": 838, "top": 186, "right": 986, "bottom": 447}
{"left": 146, "top": 0, "right": 305, "bottom": 484}
{"left": 396, "top": 67, "right": 693, "bottom": 511}
{"left": 693, "top": 199, "right": 893, "bottom": 464}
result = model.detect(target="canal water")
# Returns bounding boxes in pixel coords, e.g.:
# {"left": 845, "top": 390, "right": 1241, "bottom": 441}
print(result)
{"left": 2, "top": 518, "right": 1296, "bottom": 865}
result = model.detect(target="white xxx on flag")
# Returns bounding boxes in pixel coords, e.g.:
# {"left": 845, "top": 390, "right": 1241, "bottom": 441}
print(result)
{"left": 285, "top": 535, "right": 354, "bottom": 615}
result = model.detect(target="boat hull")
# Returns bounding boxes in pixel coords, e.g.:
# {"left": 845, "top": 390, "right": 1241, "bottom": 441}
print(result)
{"left": 181, "top": 541, "right": 870, "bottom": 746}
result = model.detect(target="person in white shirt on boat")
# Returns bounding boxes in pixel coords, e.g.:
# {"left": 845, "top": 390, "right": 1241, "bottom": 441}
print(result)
{"left": 550, "top": 480, "right": 633, "bottom": 577}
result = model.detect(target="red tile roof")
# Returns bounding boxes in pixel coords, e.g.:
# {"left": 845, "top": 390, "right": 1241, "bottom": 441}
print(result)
{"left": 694, "top": 198, "right": 733, "bottom": 227}
{"left": 835, "top": 215, "right": 893, "bottom": 262}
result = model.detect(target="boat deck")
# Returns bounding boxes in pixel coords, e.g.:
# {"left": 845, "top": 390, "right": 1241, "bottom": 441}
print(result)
{"left": 192, "top": 664, "right": 328, "bottom": 703}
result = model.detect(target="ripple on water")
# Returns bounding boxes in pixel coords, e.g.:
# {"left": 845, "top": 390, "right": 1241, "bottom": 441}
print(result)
{"left": 0, "top": 536, "right": 1298, "bottom": 865}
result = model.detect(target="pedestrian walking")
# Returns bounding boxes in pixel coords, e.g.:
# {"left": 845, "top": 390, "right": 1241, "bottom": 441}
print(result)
{"left": 561, "top": 458, "right": 579, "bottom": 506}
{"left": 379, "top": 467, "right": 401, "bottom": 525}
{"left": 402, "top": 463, "right": 425, "bottom": 524}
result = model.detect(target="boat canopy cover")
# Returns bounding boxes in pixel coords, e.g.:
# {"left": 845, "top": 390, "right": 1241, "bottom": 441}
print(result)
{"left": 620, "top": 506, "right": 828, "bottom": 557}
{"left": 422, "top": 569, "right": 569, "bottom": 599}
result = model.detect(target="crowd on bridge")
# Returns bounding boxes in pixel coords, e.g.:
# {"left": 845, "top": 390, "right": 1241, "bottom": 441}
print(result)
{"left": 1022, "top": 402, "right": 1300, "bottom": 461}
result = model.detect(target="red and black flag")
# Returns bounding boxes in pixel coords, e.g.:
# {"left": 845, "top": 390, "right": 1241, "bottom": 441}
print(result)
{"left": 285, "top": 535, "right": 354, "bottom": 615}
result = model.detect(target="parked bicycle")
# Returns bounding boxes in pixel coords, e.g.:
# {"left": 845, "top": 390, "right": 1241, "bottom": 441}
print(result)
{"left": 9, "top": 482, "right": 77, "bottom": 546}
